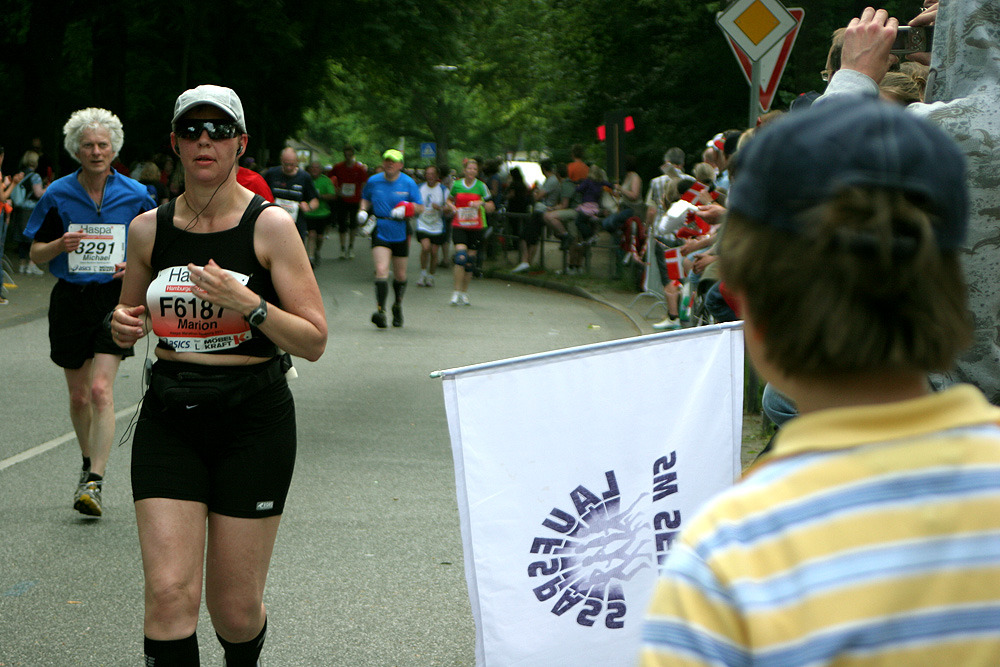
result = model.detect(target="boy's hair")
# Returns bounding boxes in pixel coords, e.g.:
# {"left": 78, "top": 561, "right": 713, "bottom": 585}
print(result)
{"left": 721, "top": 187, "right": 971, "bottom": 375}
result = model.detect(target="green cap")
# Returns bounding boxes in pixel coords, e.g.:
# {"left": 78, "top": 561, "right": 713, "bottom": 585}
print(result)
{"left": 382, "top": 149, "right": 404, "bottom": 162}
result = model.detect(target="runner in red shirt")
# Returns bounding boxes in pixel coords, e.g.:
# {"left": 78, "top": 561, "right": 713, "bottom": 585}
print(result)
{"left": 329, "top": 144, "right": 368, "bottom": 259}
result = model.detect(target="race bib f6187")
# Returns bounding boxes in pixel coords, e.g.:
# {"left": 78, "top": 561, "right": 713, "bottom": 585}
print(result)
{"left": 147, "top": 266, "right": 253, "bottom": 353}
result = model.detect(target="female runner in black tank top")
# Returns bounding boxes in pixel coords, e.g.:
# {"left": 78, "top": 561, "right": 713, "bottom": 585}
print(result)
{"left": 109, "top": 85, "right": 327, "bottom": 667}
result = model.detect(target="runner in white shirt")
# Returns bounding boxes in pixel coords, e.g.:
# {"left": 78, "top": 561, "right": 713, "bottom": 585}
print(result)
{"left": 416, "top": 165, "right": 448, "bottom": 287}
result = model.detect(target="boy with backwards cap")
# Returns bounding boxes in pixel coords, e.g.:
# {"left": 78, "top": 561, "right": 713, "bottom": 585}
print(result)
{"left": 641, "top": 98, "right": 1000, "bottom": 665}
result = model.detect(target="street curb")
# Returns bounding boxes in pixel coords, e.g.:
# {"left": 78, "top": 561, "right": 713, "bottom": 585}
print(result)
{"left": 486, "top": 269, "right": 645, "bottom": 335}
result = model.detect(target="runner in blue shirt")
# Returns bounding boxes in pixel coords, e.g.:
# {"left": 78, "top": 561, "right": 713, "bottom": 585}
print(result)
{"left": 357, "top": 149, "right": 422, "bottom": 328}
{"left": 24, "top": 107, "right": 155, "bottom": 517}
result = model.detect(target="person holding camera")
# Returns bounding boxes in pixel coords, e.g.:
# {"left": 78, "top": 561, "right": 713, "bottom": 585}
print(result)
{"left": 816, "top": 2, "right": 1000, "bottom": 405}
{"left": 110, "top": 84, "right": 326, "bottom": 666}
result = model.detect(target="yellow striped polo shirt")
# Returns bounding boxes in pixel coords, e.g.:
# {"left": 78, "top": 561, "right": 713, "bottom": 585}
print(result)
{"left": 642, "top": 385, "right": 1000, "bottom": 666}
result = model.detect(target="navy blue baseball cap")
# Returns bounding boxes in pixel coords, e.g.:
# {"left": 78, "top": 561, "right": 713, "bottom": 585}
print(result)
{"left": 728, "top": 97, "right": 967, "bottom": 249}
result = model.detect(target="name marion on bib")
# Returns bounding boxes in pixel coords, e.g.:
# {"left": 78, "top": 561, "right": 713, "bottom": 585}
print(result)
{"left": 148, "top": 266, "right": 253, "bottom": 352}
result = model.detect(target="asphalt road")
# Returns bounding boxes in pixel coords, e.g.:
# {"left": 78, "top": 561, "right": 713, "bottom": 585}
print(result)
{"left": 0, "top": 244, "right": 639, "bottom": 667}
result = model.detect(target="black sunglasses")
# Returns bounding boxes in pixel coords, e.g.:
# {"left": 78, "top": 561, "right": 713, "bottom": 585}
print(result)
{"left": 173, "top": 120, "right": 240, "bottom": 141}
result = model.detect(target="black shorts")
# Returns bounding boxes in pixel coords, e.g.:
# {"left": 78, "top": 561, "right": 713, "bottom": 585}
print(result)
{"left": 371, "top": 235, "right": 411, "bottom": 257}
{"left": 131, "top": 359, "right": 296, "bottom": 518}
{"left": 305, "top": 213, "right": 331, "bottom": 234}
{"left": 415, "top": 230, "right": 447, "bottom": 246}
{"left": 452, "top": 227, "right": 485, "bottom": 251}
{"left": 522, "top": 213, "right": 545, "bottom": 245}
{"left": 48, "top": 279, "right": 134, "bottom": 369}
{"left": 333, "top": 200, "right": 360, "bottom": 233}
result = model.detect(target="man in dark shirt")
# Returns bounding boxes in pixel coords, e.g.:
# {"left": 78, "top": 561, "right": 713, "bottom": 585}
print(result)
{"left": 263, "top": 147, "right": 319, "bottom": 241}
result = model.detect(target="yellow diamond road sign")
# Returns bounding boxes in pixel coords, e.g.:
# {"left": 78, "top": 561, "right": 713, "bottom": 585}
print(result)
{"left": 717, "top": 0, "right": 796, "bottom": 62}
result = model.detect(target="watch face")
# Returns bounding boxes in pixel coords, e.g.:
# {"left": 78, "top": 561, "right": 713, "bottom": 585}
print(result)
{"left": 248, "top": 301, "right": 267, "bottom": 327}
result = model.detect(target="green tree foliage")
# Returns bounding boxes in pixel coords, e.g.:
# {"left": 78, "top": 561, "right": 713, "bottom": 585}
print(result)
{"left": 307, "top": 0, "right": 926, "bottom": 179}
{"left": 0, "top": 0, "right": 925, "bottom": 181}
{"left": 0, "top": 0, "right": 336, "bottom": 170}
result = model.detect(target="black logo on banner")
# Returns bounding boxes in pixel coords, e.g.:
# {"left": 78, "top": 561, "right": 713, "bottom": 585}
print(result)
{"left": 526, "top": 470, "right": 653, "bottom": 629}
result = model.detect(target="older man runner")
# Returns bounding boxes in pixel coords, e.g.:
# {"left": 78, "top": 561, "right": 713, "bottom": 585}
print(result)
{"left": 24, "top": 107, "right": 155, "bottom": 517}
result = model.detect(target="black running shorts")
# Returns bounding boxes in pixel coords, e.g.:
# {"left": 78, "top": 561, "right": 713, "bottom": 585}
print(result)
{"left": 415, "top": 230, "right": 447, "bottom": 246}
{"left": 452, "top": 227, "right": 485, "bottom": 251}
{"left": 48, "top": 279, "right": 134, "bottom": 369}
{"left": 131, "top": 361, "right": 296, "bottom": 518}
{"left": 332, "top": 200, "right": 360, "bottom": 233}
{"left": 305, "top": 212, "right": 331, "bottom": 234}
{"left": 371, "top": 235, "right": 410, "bottom": 257}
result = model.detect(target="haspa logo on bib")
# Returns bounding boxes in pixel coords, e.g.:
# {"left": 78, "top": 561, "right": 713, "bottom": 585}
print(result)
{"left": 526, "top": 454, "right": 682, "bottom": 630}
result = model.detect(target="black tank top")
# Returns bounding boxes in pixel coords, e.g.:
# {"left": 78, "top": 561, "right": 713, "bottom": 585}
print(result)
{"left": 151, "top": 195, "right": 279, "bottom": 358}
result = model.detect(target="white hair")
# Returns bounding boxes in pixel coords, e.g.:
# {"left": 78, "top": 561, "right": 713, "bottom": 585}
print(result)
{"left": 63, "top": 108, "right": 125, "bottom": 162}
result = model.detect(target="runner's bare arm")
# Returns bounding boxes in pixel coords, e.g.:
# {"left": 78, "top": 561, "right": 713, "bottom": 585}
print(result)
{"left": 246, "top": 206, "right": 327, "bottom": 361}
{"left": 111, "top": 211, "right": 156, "bottom": 347}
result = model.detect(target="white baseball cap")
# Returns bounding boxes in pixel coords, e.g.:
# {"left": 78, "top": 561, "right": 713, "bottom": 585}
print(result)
{"left": 172, "top": 85, "right": 246, "bottom": 133}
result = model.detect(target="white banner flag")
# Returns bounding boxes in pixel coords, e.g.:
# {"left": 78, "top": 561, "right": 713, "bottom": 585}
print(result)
{"left": 441, "top": 322, "right": 745, "bottom": 667}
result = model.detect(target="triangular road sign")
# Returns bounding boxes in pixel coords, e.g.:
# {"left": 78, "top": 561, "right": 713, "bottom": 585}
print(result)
{"left": 725, "top": 7, "right": 804, "bottom": 113}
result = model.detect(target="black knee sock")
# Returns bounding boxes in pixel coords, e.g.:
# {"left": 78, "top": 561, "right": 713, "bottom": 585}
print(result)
{"left": 375, "top": 279, "right": 388, "bottom": 310}
{"left": 393, "top": 279, "right": 407, "bottom": 305}
{"left": 217, "top": 618, "right": 267, "bottom": 667}
{"left": 144, "top": 633, "right": 199, "bottom": 666}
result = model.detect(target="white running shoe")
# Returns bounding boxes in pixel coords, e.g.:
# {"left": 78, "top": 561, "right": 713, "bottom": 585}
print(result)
{"left": 459, "top": 293, "right": 470, "bottom": 306}
{"left": 511, "top": 262, "right": 530, "bottom": 273}
{"left": 450, "top": 292, "right": 461, "bottom": 306}
{"left": 426, "top": 274, "right": 435, "bottom": 287}
{"left": 26, "top": 263, "right": 44, "bottom": 275}
{"left": 417, "top": 276, "right": 427, "bottom": 287}
{"left": 652, "top": 316, "right": 681, "bottom": 331}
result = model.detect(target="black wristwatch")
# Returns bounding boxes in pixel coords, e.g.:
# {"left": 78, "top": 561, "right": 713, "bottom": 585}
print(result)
{"left": 246, "top": 296, "right": 268, "bottom": 327}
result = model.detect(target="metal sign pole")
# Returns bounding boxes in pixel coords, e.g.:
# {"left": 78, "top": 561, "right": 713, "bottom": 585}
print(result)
{"left": 749, "top": 60, "right": 761, "bottom": 128}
